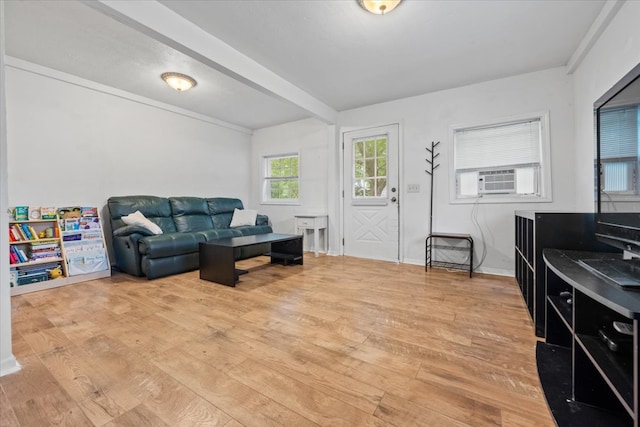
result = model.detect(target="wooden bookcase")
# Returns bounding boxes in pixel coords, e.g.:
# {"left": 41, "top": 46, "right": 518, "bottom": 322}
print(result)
{"left": 9, "top": 208, "right": 111, "bottom": 295}
{"left": 514, "top": 211, "right": 613, "bottom": 337}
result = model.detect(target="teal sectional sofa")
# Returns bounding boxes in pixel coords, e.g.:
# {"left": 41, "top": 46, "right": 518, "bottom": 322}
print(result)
{"left": 107, "top": 196, "right": 272, "bottom": 279}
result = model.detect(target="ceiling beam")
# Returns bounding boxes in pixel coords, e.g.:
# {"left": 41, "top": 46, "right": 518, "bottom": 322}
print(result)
{"left": 86, "top": 0, "right": 338, "bottom": 125}
{"left": 566, "top": 0, "right": 625, "bottom": 74}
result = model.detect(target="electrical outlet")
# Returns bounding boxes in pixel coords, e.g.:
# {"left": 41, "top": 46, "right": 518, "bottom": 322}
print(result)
{"left": 407, "top": 184, "right": 420, "bottom": 193}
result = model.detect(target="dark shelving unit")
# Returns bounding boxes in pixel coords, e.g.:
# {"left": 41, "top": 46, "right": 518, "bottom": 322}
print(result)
{"left": 514, "top": 212, "right": 614, "bottom": 337}
{"left": 541, "top": 249, "right": 640, "bottom": 427}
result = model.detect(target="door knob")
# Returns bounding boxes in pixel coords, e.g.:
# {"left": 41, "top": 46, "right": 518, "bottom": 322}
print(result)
{"left": 391, "top": 187, "right": 397, "bottom": 193}
{"left": 391, "top": 197, "right": 397, "bottom": 202}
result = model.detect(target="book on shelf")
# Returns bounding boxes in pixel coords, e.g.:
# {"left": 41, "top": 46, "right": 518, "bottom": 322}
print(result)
{"left": 31, "top": 242, "right": 60, "bottom": 250}
{"left": 57, "top": 207, "right": 81, "bottom": 231}
{"left": 28, "top": 225, "right": 39, "bottom": 239}
{"left": 81, "top": 207, "right": 98, "bottom": 217}
{"left": 18, "top": 248, "right": 29, "bottom": 262}
{"left": 79, "top": 217, "right": 100, "bottom": 229}
{"left": 62, "top": 232, "right": 82, "bottom": 242}
{"left": 12, "top": 206, "right": 28, "bottom": 221}
{"left": 40, "top": 207, "right": 57, "bottom": 220}
{"left": 30, "top": 240, "right": 61, "bottom": 259}
{"left": 9, "top": 226, "right": 22, "bottom": 241}
{"left": 64, "top": 218, "right": 81, "bottom": 231}
{"left": 12, "top": 225, "right": 27, "bottom": 240}
{"left": 82, "top": 230, "right": 103, "bottom": 240}
{"left": 30, "top": 253, "right": 61, "bottom": 261}
{"left": 9, "top": 229, "right": 16, "bottom": 242}
{"left": 10, "top": 246, "right": 27, "bottom": 263}
{"left": 9, "top": 249, "right": 18, "bottom": 264}
{"left": 19, "top": 223, "right": 34, "bottom": 240}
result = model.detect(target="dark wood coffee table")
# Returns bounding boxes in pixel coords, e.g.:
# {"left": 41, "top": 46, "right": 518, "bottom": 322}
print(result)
{"left": 199, "top": 233, "right": 303, "bottom": 286}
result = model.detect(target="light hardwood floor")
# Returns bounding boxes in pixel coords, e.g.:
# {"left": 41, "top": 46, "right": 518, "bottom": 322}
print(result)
{"left": 1, "top": 255, "right": 553, "bottom": 426}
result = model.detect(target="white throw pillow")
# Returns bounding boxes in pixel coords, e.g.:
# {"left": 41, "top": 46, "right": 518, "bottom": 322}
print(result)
{"left": 121, "top": 210, "right": 163, "bottom": 235}
{"left": 229, "top": 208, "right": 257, "bottom": 227}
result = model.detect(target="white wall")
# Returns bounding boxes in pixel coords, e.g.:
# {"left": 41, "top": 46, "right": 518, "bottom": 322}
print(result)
{"left": 336, "top": 67, "right": 576, "bottom": 275}
{"left": 5, "top": 64, "right": 253, "bottom": 217}
{"left": 573, "top": 0, "right": 640, "bottom": 211}
{"left": 250, "top": 118, "right": 331, "bottom": 249}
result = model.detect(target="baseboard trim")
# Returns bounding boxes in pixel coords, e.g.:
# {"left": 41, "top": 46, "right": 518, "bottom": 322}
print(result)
{"left": 0, "top": 355, "right": 21, "bottom": 377}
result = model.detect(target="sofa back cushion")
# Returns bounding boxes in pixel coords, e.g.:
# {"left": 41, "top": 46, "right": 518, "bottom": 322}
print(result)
{"left": 170, "top": 197, "right": 215, "bottom": 232}
{"left": 207, "top": 198, "right": 244, "bottom": 229}
{"left": 107, "top": 196, "right": 177, "bottom": 233}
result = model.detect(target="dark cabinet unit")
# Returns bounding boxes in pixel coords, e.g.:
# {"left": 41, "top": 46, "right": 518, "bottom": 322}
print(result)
{"left": 541, "top": 249, "right": 639, "bottom": 426}
{"left": 514, "top": 212, "right": 613, "bottom": 337}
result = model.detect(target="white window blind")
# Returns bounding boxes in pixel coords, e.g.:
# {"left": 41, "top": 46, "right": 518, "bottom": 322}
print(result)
{"left": 454, "top": 119, "right": 542, "bottom": 170}
{"left": 600, "top": 107, "right": 638, "bottom": 159}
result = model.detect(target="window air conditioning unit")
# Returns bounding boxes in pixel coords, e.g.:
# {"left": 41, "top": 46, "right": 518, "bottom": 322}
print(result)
{"left": 478, "top": 169, "right": 516, "bottom": 194}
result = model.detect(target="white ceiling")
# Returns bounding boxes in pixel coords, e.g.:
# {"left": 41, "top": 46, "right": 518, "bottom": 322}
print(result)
{"left": 5, "top": 0, "right": 608, "bottom": 130}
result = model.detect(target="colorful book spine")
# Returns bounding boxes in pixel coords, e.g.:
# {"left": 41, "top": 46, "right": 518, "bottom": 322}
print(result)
{"left": 13, "top": 225, "right": 27, "bottom": 240}
{"left": 10, "top": 246, "right": 27, "bottom": 263}
{"left": 17, "top": 248, "right": 29, "bottom": 263}
{"left": 9, "top": 248, "right": 18, "bottom": 264}
{"left": 10, "top": 227, "right": 21, "bottom": 241}
{"left": 19, "top": 223, "right": 33, "bottom": 240}
{"left": 28, "top": 225, "right": 39, "bottom": 240}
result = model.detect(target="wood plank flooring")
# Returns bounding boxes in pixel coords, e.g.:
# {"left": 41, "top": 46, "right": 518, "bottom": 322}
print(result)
{"left": 1, "top": 255, "right": 553, "bottom": 426}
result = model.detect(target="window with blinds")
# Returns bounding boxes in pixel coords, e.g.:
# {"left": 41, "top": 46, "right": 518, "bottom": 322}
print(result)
{"left": 452, "top": 114, "right": 550, "bottom": 201}
{"left": 599, "top": 106, "right": 639, "bottom": 194}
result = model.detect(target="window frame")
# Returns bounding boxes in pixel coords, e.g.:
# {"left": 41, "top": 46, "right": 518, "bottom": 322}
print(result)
{"left": 351, "top": 134, "right": 389, "bottom": 203}
{"left": 449, "top": 111, "right": 552, "bottom": 204}
{"left": 261, "top": 152, "right": 300, "bottom": 205}
{"left": 598, "top": 105, "right": 640, "bottom": 198}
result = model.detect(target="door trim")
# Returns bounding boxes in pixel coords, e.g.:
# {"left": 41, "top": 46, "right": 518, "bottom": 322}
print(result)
{"left": 339, "top": 122, "right": 403, "bottom": 262}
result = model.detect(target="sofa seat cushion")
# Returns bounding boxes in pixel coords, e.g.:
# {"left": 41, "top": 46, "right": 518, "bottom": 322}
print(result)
{"left": 198, "top": 228, "right": 242, "bottom": 241}
{"left": 139, "top": 232, "right": 205, "bottom": 258}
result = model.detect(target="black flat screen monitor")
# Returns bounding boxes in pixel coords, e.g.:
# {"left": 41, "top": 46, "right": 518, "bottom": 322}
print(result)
{"left": 595, "top": 62, "right": 640, "bottom": 256}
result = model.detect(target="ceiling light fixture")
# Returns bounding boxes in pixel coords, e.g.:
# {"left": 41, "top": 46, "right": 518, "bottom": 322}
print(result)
{"left": 161, "top": 72, "right": 197, "bottom": 92}
{"left": 357, "top": 0, "right": 402, "bottom": 15}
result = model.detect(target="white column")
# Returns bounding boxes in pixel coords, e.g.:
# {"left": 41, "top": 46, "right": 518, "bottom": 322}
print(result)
{"left": 0, "top": 0, "right": 21, "bottom": 377}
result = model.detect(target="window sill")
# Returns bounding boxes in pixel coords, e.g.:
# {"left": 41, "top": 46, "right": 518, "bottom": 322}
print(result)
{"left": 450, "top": 194, "right": 552, "bottom": 204}
{"left": 260, "top": 200, "right": 301, "bottom": 206}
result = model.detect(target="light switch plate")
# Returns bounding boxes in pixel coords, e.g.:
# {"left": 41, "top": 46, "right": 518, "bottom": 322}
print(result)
{"left": 407, "top": 184, "right": 420, "bottom": 193}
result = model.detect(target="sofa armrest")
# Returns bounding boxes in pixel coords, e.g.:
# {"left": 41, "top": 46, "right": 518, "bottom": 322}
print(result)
{"left": 256, "top": 214, "right": 269, "bottom": 226}
{"left": 111, "top": 234, "right": 145, "bottom": 276}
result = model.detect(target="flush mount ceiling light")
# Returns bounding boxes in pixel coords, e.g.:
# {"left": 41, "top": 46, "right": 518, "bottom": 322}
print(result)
{"left": 358, "top": 0, "right": 402, "bottom": 15}
{"left": 161, "top": 72, "right": 197, "bottom": 92}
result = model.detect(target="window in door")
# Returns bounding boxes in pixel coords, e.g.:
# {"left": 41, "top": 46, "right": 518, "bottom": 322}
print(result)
{"left": 353, "top": 135, "right": 388, "bottom": 200}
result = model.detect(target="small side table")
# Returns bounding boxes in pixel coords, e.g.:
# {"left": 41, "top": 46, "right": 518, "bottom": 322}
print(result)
{"left": 295, "top": 215, "right": 328, "bottom": 257}
{"left": 426, "top": 232, "right": 474, "bottom": 277}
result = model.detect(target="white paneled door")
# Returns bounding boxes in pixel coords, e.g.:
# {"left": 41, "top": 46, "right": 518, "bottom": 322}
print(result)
{"left": 343, "top": 124, "right": 399, "bottom": 262}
